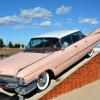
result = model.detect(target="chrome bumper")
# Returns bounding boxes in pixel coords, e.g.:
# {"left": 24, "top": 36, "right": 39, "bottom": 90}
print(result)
{"left": 0, "top": 76, "right": 37, "bottom": 95}
{"left": 0, "top": 76, "right": 18, "bottom": 89}
{"left": 15, "top": 81, "right": 37, "bottom": 95}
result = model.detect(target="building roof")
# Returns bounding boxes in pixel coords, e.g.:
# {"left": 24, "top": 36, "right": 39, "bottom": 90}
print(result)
{"left": 35, "top": 29, "right": 80, "bottom": 39}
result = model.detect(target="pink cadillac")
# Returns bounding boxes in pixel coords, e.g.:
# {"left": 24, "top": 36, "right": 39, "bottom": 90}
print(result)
{"left": 0, "top": 28, "right": 100, "bottom": 97}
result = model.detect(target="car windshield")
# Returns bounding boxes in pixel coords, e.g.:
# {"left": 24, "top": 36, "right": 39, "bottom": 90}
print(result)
{"left": 24, "top": 38, "right": 61, "bottom": 53}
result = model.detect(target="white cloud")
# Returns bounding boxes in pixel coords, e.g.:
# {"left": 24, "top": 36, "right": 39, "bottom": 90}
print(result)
{"left": 13, "top": 25, "right": 27, "bottom": 30}
{"left": 14, "top": 21, "right": 52, "bottom": 30}
{"left": 39, "top": 21, "right": 52, "bottom": 27}
{"left": 13, "top": 21, "right": 63, "bottom": 30}
{"left": 32, "top": 23, "right": 39, "bottom": 26}
{"left": 79, "top": 18, "right": 99, "bottom": 25}
{"left": 33, "top": 21, "right": 52, "bottom": 27}
{"left": 0, "top": 7, "right": 52, "bottom": 25}
{"left": 32, "top": 21, "right": 63, "bottom": 27}
{"left": 21, "top": 7, "right": 52, "bottom": 19}
{"left": 56, "top": 6, "right": 71, "bottom": 15}
{"left": 66, "top": 18, "right": 73, "bottom": 24}
{"left": 13, "top": 25, "right": 32, "bottom": 30}
{"left": 0, "top": 15, "right": 32, "bottom": 25}
{"left": 54, "top": 22, "right": 63, "bottom": 27}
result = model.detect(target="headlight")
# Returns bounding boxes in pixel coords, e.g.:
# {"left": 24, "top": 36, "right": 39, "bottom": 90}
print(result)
{"left": 17, "top": 78, "right": 25, "bottom": 85}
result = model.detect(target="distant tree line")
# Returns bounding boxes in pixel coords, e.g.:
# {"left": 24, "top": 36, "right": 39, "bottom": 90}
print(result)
{"left": 0, "top": 38, "right": 25, "bottom": 48}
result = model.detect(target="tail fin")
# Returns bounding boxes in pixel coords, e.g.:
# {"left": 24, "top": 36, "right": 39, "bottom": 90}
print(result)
{"left": 91, "top": 28, "right": 100, "bottom": 34}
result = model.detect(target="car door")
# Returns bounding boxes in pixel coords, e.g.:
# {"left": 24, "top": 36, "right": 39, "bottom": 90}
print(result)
{"left": 67, "top": 32, "right": 84, "bottom": 63}
{"left": 70, "top": 31, "right": 86, "bottom": 59}
{"left": 53, "top": 33, "right": 82, "bottom": 75}
{"left": 77, "top": 31, "right": 99, "bottom": 58}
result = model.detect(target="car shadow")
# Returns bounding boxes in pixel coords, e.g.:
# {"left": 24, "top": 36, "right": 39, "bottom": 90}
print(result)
{"left": 0, "top": 88, "right": 39, "bottom": 100}
{"left": 0, "top": 92, "right": 19, "bottom": 100}
{"left": 24, "top": 88, "right": 39, "bottom": 99}
{"left": 56, "top": 56, "right": 87, "bottom": 79}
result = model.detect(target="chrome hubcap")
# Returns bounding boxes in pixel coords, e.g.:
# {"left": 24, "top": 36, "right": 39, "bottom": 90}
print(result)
{"left": 37, "top": 73, "right": 47, "bottom": 87}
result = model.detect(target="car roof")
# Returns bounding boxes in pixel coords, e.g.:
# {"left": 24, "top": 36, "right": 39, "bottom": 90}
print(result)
{"left": 35, "top": 29, "right": 80, "bottom": 39}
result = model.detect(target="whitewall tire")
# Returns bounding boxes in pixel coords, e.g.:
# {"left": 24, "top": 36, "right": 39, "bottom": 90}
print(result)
{"left": 37, "top": 72, "right": 50, "bottom": 91}
{"left": 87, "top": 50, "right": 94, "bottom": 58}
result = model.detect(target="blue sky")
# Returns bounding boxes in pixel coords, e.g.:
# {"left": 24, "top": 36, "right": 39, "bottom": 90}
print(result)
{"left": 0, "top": 0, "right": 100, "bottom": 44}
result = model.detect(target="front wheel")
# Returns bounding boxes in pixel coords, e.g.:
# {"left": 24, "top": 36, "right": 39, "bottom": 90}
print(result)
{"left": 37, "top": 72, "right": 50, "bottom": 91}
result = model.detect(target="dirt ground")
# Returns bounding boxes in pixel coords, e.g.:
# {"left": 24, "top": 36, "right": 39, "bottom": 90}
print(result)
{"left": 0, "top": 48, "right": 23, "bottom": 56}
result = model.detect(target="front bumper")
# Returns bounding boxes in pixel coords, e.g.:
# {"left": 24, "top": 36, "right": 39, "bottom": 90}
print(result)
{"left": 15, "top": 81, "right": 37, "bottom": 95}
{"left": 0, "top": 76, "right": 37, "bottom": 95}
{"left": 0, "top": 76, "right": 18, "bottom": 89}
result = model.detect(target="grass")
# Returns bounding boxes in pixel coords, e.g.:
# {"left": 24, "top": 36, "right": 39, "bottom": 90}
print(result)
{"left": 0, "top": 45, "right": 99, "bottom": 56}
{"left": 0, "top": 48, "right": 23, "bottom": 56}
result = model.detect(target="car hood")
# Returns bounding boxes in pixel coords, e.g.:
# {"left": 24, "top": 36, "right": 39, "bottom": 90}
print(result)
{"left": 0, "top": 52, "right": 51, "bottom": 76}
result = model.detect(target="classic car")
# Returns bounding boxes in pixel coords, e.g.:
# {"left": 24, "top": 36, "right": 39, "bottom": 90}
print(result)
{"left": 0, "top": 28, "right": 100, "bottom": 96}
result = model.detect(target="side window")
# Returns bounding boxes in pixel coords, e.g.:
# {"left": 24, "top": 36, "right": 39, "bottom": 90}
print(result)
{"left": 78, "top": 31, "right": 86, "bottom": 39}
{"left": 71, "top": 32, "right": 82, "bottom": 43}
{"left": 61, "top": 35, "right": 73, "bottom": 48}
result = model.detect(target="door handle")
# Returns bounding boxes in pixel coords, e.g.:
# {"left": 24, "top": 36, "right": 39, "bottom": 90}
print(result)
{"left": 74, "top": 45, "right": 78, "bottom": 48}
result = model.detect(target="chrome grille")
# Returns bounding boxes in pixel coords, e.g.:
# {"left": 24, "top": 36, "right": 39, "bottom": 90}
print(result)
{"left": 0, "top": 76, "right": 18, "bottom": 88}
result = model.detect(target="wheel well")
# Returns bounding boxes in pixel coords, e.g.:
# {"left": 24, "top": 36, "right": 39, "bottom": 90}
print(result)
{"left": 46, "top": 70, "right": 55, "bottom": 79}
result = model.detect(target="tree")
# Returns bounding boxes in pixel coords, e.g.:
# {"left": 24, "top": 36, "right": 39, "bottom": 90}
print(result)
{"left": 21, "top": 44, "right": 24, "bottom": 48}
{"left": 0, "top": 38, "right": 4, "bottom": 48}
{"left": 8, "top": 42, "right": 13, "bottom": 48}
{"left": 14, "top": 43, "right": 20, "bottom": 48}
